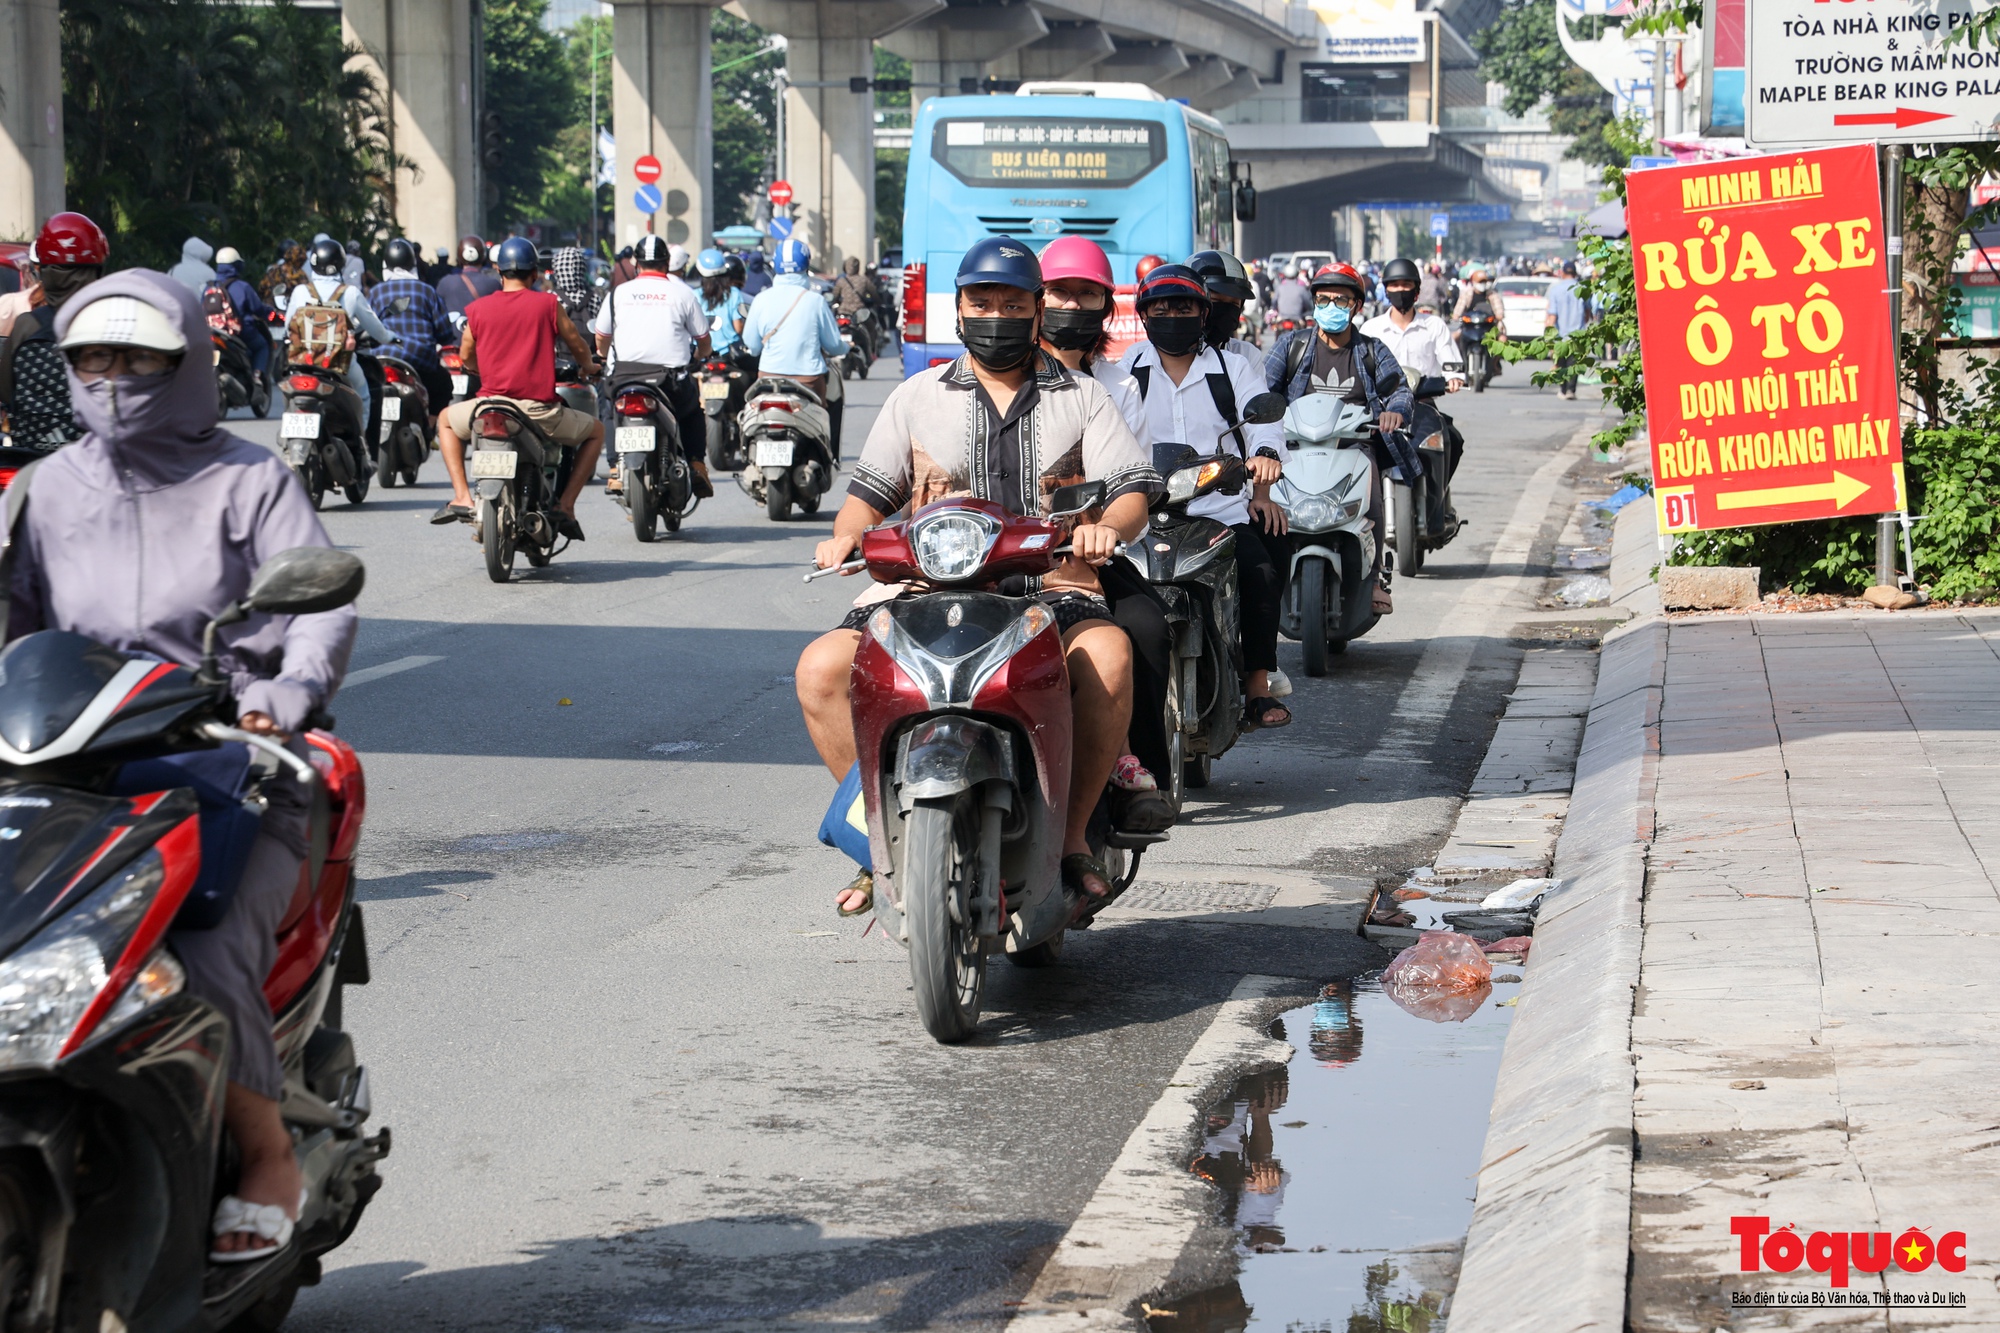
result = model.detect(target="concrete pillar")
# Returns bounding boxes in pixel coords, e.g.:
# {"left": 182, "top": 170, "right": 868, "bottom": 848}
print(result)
{"left": 609, "top": 0, "right": 717, "bottom": 251}
{"left": 1098, "top": 42, "right": 1189, "bottom": 89}
{"left": 0, "top": 0, "right": 63, "bottom": 241}
{"left": 736, "top": 0, "right": 940, "bottom": 271}
{"left": 1014, "top": 23, "right": 1117, "bottom": 82}
{"left": 881, "top": 4, "right": 1046, "bottom": 96}
{"left": 343, "top": 0, "right": 480, "bottom": 250}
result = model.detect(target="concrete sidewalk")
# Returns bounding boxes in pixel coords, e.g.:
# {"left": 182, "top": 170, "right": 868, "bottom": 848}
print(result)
{"left": 1630, "top": 610, "right": 2000, "bottom": 1329}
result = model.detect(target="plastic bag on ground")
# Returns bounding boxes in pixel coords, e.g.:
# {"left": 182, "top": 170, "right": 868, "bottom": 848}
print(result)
{"left": 1383, "top": 931, "right": 1492, "bottom": 992}
{"left": 1481, "top": 877, "right": 1557, "bottom": 909}
{"left": 1483, "top": 936, "right": 1533, "bottom": 956}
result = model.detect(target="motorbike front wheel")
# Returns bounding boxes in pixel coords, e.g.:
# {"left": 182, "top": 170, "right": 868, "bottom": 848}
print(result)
{"left": 480, "top": 494, "right": 515, "bottom": 583}
{"left": 1470, "top": 346, "right": 1490, "bottom": 392}
{"left": 1301, "top": 558, "right": 1332, "bottom": 677}
{"left": 1163, "top": 660, "right": 1188, "bottom": 811}
{"left": 1393, "top": 480, "right": 1423, "bottom": 577}
{"left": 630, "top": 456, "right": 658, "bottom": 543}
{"left": 905, "top": 797, "right": 987, "bottom": 1042}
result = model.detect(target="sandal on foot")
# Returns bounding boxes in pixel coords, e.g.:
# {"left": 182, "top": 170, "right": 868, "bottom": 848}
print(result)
{"left": 605, "top": 466, "right": 624, "bottom": 495}
{"left": 1372, "top": 586, "right": 1393, "bottom": 614}
{"left": 210, "top": 1190, "right": 303, "bottom": 1265}
{"left": 431, "top": 501, "right": 474, "bottom": 525}
{"left": 1063, "top": 853, "right": 1116, "bottom": 924}
{"left": 1244, "top": 696, "right": 1292, "bottom": 730}
{"left": 836, "top": 868, "right": 874, "bottom": 918}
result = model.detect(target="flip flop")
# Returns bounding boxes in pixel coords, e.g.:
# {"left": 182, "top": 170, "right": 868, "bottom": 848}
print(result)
{"left": 430, "top": 501, "right": 474, "bottom": 525}
{"left": 1244, "top": 696, "right": 1292, "bottom": 730}
{"left": 836, "top": 868, "right": 874, "bottom": 917}
{"left": 1063, "top": 853, "right": 1116, "bottom": 925}
{"left": 210, "top": 1189, "right": 305, "bottom": 1265}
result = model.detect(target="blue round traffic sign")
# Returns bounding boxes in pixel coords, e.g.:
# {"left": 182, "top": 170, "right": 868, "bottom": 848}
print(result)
{"left": 634, "top": 183, "right": 663, "bottom": 214}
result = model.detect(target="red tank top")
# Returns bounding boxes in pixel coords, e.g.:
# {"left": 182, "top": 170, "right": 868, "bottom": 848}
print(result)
{"left": 467, "top": 288, "right": 560, "bottom": 401}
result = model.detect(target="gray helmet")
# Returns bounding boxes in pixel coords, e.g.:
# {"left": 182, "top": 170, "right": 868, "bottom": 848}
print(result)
{"left": 1185, "top": 250, "right": 1253, "bottom": 303}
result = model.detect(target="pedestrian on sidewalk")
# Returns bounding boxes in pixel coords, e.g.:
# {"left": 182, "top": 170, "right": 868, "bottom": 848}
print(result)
{"left": 1545, "top": 261, "right": 1591, "bottom": 399}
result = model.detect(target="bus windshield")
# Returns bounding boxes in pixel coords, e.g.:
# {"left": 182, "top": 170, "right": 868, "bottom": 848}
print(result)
{"left": 933, "top": 118, "right": 1166, "bottom": 189}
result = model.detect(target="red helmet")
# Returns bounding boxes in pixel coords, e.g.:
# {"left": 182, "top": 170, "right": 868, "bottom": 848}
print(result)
{"left": 1309, "top": 261, "right": 1366, "bottom": 297}
{"left": 1134, "top": 254, "right": 1166, "bottom": 282}
{"left": 32, "top": 212, "right": 108, "bottom": 267}
{"left": 1038, "top": 236, "right": 1116, "bottom": 293}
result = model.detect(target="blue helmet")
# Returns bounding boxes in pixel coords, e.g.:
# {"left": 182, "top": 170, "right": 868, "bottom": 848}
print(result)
{"left": 774, "top": 238, "right": 811, "bottom": 275}
{"left": 957, "top": 236, "right": 1042, "bottom": 293}
{"left": 493, "top": 236, "right": 539, "bottom": 276}
{"left": 695, "top": 247, "right": 728, "bottom": 277}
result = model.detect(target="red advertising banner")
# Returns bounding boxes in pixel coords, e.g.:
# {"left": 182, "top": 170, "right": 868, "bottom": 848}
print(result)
{"left": 1626, "top": 143, "right": 1903, "bottom": 534}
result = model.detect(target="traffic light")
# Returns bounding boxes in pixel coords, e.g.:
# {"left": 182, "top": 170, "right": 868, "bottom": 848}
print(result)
{"left": 481, "top": 112, "right": 504, "bottom": 170}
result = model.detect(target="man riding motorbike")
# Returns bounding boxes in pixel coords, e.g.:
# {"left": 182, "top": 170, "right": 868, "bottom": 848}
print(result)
{"left": 7, "top": 271, "right": 357, "bottom": 1261}
{"left": 433, "top": 236, "right": 604, "bottom": 536}
{"left": 742, "top": 239, "right": 847, "bottom": 457}
{"left": 1121, "top": 263, "right": 1293, "bottom": 731}
{"left": 0, "top": 212, "right": 110, "bottom": 453}
{"left": 209, "top": 246, "right": 275, "bottom": 384}
{"left": 1452, "top": 265, "right": 1506, "bottom": 378}
{"left": 796, "top": 237, "right": 1161, "bottom": 916}
{"left": 591, "top": 233, "right": 713, "bottom": 499}
{"left": 285, "top": 238, "right": 400, "bottom": 441}
{"left": 1362, "top": 256, "right": 1464, "bottom": 471}
{"left": 1185, "top": 249, "right": 1262, "bottom": 362}
{"left": 369, "top": 238, "right": 458, "bottom": 432}
{"left": 1264, "top": 262, "right": 1414, "bottom": 616}
{"left": 1037, "top": 237, "right": 1176, "bottom": 833}
{"left": 437, "top": 236, "right": 501, "bottom": 323}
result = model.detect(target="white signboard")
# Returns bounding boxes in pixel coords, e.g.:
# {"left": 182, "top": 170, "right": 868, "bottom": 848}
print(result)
{"left": 1747, "top": 0, "right": 2000, "bottom": 145}
{"left": 1313, "top": 0, "right": 1426, "bottom": 62}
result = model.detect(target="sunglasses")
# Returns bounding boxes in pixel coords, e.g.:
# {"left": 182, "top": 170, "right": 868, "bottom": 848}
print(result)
{"left": 69, "top": 346, "right": 183, "bottom": 377}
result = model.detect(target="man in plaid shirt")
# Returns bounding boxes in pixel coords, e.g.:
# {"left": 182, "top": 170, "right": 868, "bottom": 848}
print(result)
{"left": 367, "top": 238, "right": 457, "bottom": 430}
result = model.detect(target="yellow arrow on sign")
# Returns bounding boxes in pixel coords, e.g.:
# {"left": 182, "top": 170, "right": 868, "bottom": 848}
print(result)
{"left": 1714, "top": 470, "right": 1872, "bottom": 512}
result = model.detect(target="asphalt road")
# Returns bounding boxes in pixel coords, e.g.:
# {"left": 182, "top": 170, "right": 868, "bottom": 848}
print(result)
{"left": 250, "top": 353, "right": 1612, "bottom": 1332}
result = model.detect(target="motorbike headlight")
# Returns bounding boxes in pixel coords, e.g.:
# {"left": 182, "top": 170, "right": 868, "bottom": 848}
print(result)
{"left": 1286, "top": 495, "right": 1337, "bottom": 530}
{"left": 878, "top": 601, "right": 1055, "bottom": 708}
{"left": 910, "top": 512, "right": 1000, "bottom": 583}
{"left": 0, "top": 847, "right": 182, "bottom": 1071}
{"left": 1166, "top": 459, "right": 1227, "bottom": 505}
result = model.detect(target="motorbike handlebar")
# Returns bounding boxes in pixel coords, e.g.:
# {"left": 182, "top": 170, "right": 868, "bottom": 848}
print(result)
{"left": 201, "top": 721, "right": 320, "bottom": 787}
{"left": 801, "top": 540, "right": 1128, "bottom": 584}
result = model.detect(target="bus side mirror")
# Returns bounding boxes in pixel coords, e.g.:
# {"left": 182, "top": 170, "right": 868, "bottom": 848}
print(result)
{"left": 1234, "top": 183, "right": 1258, "bottom": 223}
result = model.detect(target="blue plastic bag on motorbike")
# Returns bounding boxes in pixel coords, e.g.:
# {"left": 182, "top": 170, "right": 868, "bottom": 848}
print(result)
{"left": 817, "top": 763, "right": 870, "bottom": 869}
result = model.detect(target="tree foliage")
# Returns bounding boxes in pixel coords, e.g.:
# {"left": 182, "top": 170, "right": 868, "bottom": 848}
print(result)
{"left": 483, "top": 0, "right": 579, "bottom": 232}
{"left": 60, "top": 0, "right": 399, "bottom": 271}
{"left": 1473, "top": 0, "right": 1623, "bottom": 168}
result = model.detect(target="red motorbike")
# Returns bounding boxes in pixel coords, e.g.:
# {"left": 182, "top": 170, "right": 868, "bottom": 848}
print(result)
{"left": 815, "top": 486, "right": 1155, "bottom": 1041}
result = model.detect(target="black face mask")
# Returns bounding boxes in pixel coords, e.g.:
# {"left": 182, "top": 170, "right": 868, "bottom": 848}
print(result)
{"left": 1040, "top": 306, "right": 1105, "bottom": 351}
{"left": 1204, "top": 303, "right": 1241, "bottom": 346}
{"left": 38, "top": 265, "right": 103, "bottom": 310}
{"left": 1385, "top": 288, "right": 1418, "bottom": 313}
{"left": 959, "top": 316, "right": 1039, "bottom": 371}
{"left": 1143, "top": 313, "right": 1206, "bottom": 358}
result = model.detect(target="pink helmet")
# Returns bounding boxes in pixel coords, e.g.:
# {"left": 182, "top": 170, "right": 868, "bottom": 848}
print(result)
{"left": 1039, "top": 236, "right": 1116, "bottom": 293}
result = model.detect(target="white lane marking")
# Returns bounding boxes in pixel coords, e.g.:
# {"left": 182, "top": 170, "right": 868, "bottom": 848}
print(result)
{"left": 1364, "top": 428, "right": 1589, "bottom": 762}
{"left": 341, "top": 655, "right": 445, "bottom": 689}
{"left": 1009, "top": 975, "right": 1294, "bottom": 1329}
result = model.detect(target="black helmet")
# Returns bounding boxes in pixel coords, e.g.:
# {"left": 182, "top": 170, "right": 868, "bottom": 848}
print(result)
{"left": 723, "top": 253, "right": 746, "bottom": 282}
{"left": 493, "top": 236, "right": 539, "bottom": 276}
{"left": 1381, "top": 257, "right": 1421, "bottom": 285}
{"left": 1134, "top": 262, "right": 1211, "bottom": 311}
{"left": 308, "top": 238, "right": 346, "bottom": 277}
{"left": 383, "top": 238, "right": 418, "bottom": 272}
{"left": 1185, "top": 249, "right": 1253, "bottom": 303}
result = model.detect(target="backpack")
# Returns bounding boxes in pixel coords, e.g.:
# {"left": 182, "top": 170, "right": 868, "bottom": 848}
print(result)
{"left": 286, "top": 284, "right": 353, "bottom": 372}
{"left": 1130, "top": 361, "right": 1248, "bottom": 457}
{"left": 201, "top": 280, "right": 241, "bottom": 337}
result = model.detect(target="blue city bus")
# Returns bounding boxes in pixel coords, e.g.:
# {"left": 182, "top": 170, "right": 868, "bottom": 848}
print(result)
{"left": 900, "top": 84, "right": 1239, "bottom": 376}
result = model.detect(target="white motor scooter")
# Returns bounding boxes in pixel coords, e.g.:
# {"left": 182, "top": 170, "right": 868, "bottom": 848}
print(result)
{"left": 1275, "top": 394, "right": 1382, "bottom": 675}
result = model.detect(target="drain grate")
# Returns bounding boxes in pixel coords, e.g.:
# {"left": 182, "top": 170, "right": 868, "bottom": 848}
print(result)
{"left": 1112, "top": 881, "right": 1279, "bottom": 914}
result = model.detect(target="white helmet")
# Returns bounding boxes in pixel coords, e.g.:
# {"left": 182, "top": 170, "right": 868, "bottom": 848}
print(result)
{"left": 1283, "top": 263, "right": 1299, "bottom": 279}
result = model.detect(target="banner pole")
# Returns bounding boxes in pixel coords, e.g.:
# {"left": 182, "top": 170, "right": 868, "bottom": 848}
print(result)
{"left": 1877, "top": 142, "right": 1906, "bottom": 589}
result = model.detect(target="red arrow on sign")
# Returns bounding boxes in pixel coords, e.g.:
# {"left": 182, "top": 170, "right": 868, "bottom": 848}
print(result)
{"left": 634, "top": 154, "right": 663, "bottom": 184}
{"left": 1832, "top": 107, "right": 1953, "bottom": 129}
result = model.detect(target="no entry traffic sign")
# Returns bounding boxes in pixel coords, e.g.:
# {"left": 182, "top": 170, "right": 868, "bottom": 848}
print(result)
{"left": 1627, "top": 144, "right": 1904, "bottom": 534}
{"left": 768, "top": 179, "right": 794, "bottom": 207}
{"left": 1747, "top": 0, "right": 2000, "bottom": 145}
{"left": 634, "top": 183, "right": 663, "bottom": 215}
{"left": 634, "top": 154, "right": 663, "bottom": 184}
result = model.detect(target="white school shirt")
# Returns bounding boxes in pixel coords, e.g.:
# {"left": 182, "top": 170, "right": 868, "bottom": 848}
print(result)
{"left": 1360, "top": 309, "right": 1463, "bottom": 382}
{"left": 1118, "top": 342, "right": 1286, "bottom": 527}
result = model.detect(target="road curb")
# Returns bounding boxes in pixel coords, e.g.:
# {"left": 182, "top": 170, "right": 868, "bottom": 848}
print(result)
{"left": 1450, "top": 512, "right": 1665, "bottom": 1333}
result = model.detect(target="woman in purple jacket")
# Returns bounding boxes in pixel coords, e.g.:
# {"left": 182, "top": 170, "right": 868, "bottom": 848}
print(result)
{"left": 6, "top": 270, "right": 357, "bottom": 1263}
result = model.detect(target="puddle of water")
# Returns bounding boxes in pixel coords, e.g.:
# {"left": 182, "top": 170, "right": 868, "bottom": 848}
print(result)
{"left": 1149, "top": 975, "right": 1517, "bottom": 1333}
{"left": 449, "top": 831, "right": 584, "bottom": 854}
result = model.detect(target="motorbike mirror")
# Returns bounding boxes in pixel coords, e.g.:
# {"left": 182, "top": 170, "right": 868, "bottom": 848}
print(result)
{"left": 1414, "top": 374, "right": 1450, "bottom": 397}
{"left": 1153, "top": 441, "right": 1199, "bottom": 477}
{"left": 1240, "top": 391, "right": 1287, "bottom": 426}
{"left": 245, "top": 547, "right": 367, "bottom": 616}
{"left": 1046, "top": 480, "right": 1106, "bottom": 520}
{"left": 1165, "top": 455, "right": 1248, "bottom": 506}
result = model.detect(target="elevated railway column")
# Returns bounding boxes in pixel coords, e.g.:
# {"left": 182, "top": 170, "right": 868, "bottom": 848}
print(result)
{"left": 343, "top": 0, "right": 482, "bottom": 248}
{"left": 0, "top": 0, "right": 63, "bottom": 241}
{"left": 610, "top": 0, "right": 719, "bottom": 250}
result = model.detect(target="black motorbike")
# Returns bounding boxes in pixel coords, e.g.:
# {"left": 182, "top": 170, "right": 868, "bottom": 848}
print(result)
{"left": 610, "top": 372, "right": 696, "bottom": 542}
{"left": 469, "top": 392, "right": 575, "bottom": 583}
{"left": 1125, "top": 393, "right": 1287, "bottom": 795}
{"left": 699, "top": 350, "right": 753, "bottom": 474}
{"left": 836, "top": 311, "right": 873, "bottom": 380}
{"left": 371, "top": 351, "right": 431, "bottom": 490}
{"left": 210, "top": 329, "right": 270, "bottom": 420}
{"left": 277, "top": 363, "right": 369, "bottom": 510}
{"left": 1458, "top": 311, "right": 1498, "bottom": 392}
{"left": 1389, "top": 374, "right": 1463, "bottom": 578}
{"left": 0, "top": 547, "right": 384, "bottom": 1333}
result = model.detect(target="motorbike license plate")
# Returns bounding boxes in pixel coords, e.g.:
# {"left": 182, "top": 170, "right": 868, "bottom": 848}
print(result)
{"left": 380, "top": 396, "right": 401, "bottom": 422}
{"left": 754, "top": 439, "right": 795, "bottom": 468}
{"left": 451, "top": 374, "right": 470, "bottom": 395}
{"left": 700, "top": 379, "right": 730, "bottom": 400}
{"left": 616, "top": 426, "right": 656, "bottom": 453}
{"left": 281, "top": 412, "right": 321, "bottom": 439}
{"left": 470, "top": 450, "right": 517, "bottom": 479}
